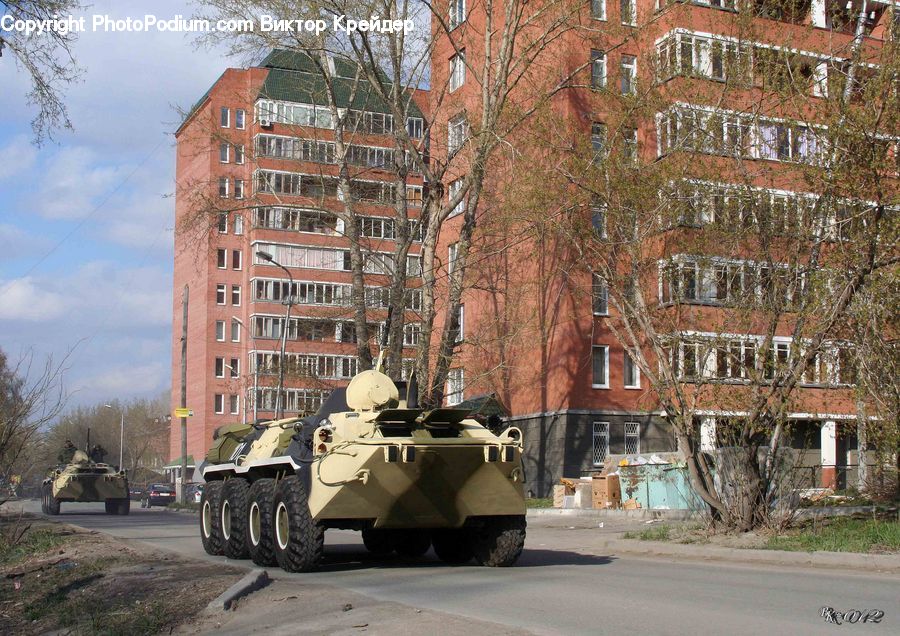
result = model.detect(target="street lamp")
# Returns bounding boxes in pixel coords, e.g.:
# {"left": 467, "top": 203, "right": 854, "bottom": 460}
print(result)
{"left": 257, "top": 250, "right": 294, "bottom": 419}
{"left": 103, "top": 404, "right": 125, "bottom": 470}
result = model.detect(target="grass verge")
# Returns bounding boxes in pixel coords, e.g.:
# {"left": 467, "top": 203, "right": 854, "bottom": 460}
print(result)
{"left": 526, "top": 497, "right": 554, "bottom": 509}
{"left": 623, "top": 525, "right": 672, "bottom": 541}
{"left": 766, "top": 517, "right": 900, "bottom": 554}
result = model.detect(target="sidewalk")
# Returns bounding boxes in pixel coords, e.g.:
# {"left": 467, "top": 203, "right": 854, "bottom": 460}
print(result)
{"left": 527, "top": 508, "right": 900, "bottom": 574}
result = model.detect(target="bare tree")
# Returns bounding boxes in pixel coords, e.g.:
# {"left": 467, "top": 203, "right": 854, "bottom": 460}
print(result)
{"left": 482, "top": 5, "right": 898, "bottom": 530}
{"left": 0, "top": 0, "right": 83, "bottom": 142}
{"left": 0, "top": 348, "right": 67, "bottom": 497}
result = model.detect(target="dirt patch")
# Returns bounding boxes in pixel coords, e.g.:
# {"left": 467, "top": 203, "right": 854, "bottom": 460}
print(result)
{"left": 0, "top": 514, "right": 243, "bottom": 635}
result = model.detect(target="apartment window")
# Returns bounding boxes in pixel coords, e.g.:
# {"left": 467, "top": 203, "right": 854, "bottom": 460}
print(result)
{"left": 591, "top": 204, "right": 607, "bottom": 237}
{"left": 229, "top": 394, "right": 239, "bottom": 415}
{"left": 446, "top": 368, "right": 464, "bottom": 406}
{"left": 231, "top": 285, "right": 241, "bottom": 306}
{"left": 591, "top": 50, "right": 607, "bottom": 89}
{"left": 214, "top": 394, "right": 224, "bottom": 414}
{"left": 232, "top": 250, "right": 242, "bottom": 270}
{"left": 623, "top": 127, "right": 638, "bottom": 162}
{"left": 448, "top": 115, "right": 468, "bottom": 153}
{"left": 217, "top": 213, "right": 228, "bottom": 233}
{"left": 448, "top": 242, "right": 459, "bottom": 274}
{"left": 234, "top": 179, "right": 244, "bottom": 200}
{"left": 218, "top": 177, "right": 229, "bottom": 198}
{"left": 235, "top": 109, "right": 246, "bottom": 130}
{"left": 450, "top": 0, "right": 466, "bottom": 28}
{"left": 234, "top": 214, "right": 243, "bottom": 235}
{"left": 220, "top": 107, "right": 230, "bottom": 128}
{"left": 407, "top": 117, "right": 424, "bottom": 139}
{"left": 624, "top": 352, "right": 640, "bottom": 388}
{"left": 215, "top": 357, "right": 225, "bottom": 378}
{"left": 215, "top": 320, "right": 226, "bottom": 341}
{"left": 591, "top": 0, "right": 607, "bottom": 20}
{"left": 621, "top": 55, "right": 637, "bottom": 94}
{"left": 592, "top": 274, "right": 609, "bottom": 315}
{"left": 235, "top": 145, "right": 245, "bottom": 164}
{"left": 231, "top": 319, "right": 241, "bottom": 342}
{"left": 216, "top": 284, "right": 226, "bottom": 305}
{"left": 450, "top": 50, "right": 466, "bottom": 92}
{"left": 591, "top": 123, "right": 607, "bottom": 163}
{"left": 625, "top": 422, "right": 641, "bottom": 454}
{"left": 219, "top": 142, "right": 230, "bottom": 163}
{"left": 455, "top": 304, "right": 465, "bottom": 343}
{"left": 403, "top": 322, "right": 422, "bottom": 347}
{"left": 229, "top": 357, "right": 240, "bottom": 378}
{"left": 592, "top": 345, "right": 609, "bottom": 388}
{"left": 217, "top": 248, "right": 227, "bottom": 269}
{"left": 449, "top": 178, "right": 465, "bottom": 216}
{"left": 620, "top": 0, "right": 636, "bottom": 26}
{"left": 592, "top": 422, "right": 609, "bottom": 465}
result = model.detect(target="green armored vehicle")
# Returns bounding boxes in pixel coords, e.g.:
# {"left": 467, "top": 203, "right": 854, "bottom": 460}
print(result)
{"left": 198, "top": 362, "right": 526, "bottom": 572}
{"left": 41, "top": 450, "right": 130, "bottom": 515}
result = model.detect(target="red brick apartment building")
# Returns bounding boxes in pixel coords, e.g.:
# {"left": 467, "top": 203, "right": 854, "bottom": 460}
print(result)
{"left": 173, "top": 3, "right": 894, "bottom": 497}
{"left": 171, "top": 51, "right": 427, "bottom": 466}
{"left": 430, "top": 0, "right": 896, "bottom": 496}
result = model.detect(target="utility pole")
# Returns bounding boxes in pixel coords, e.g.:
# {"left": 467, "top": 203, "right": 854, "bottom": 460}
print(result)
{"left": 180, "top": 284, "right": 189, "bottom": 504}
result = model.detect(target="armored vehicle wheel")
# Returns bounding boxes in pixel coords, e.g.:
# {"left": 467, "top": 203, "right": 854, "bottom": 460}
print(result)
{"left": 221, "top": 479, "right": 250, "bottom": 559}
{"left": 273, "top": 476, "right": 323, "bottom": 573}
{"left": 361, "top": 528, "right": 396, "bottom": 556}
{"left": 394, "top": 530, "right": 431, "bottom": 558}
{"left": 116, "top": 498, "right": 130, "bottom": 515}
{"left": 105, "top": 500, "right": 117, "bottom": 514}
{"left": 431, "top": 529, "right": 473, "bottom": 564}
{"left": 470, "top": 515, "right": 526, "bottom": 567}
{"left": 247, "top": 478, "right": 277, "bottom": 567}
{"left": 46, "top": 491, "right": 61, "bottom": 516}
{"left": 200, "top": 480, "right": 225, "bottom": 555}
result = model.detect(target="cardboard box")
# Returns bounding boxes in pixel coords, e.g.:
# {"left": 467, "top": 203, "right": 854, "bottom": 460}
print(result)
{"left": 622, "top": 498, "right": 641, "bottom": 510}
{"left": 591, "top": 474, "right": 622, "bottom": 509}
{"left": 552, "top": 484, "right": 567, "bottom": 508}
{"left": 574, "top": 483, "right": 593, "bottom": 509}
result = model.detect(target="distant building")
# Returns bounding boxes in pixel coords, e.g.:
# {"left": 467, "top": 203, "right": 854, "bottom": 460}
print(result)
{"left": 171, "top": 51, "right": 427, "bottom": 462}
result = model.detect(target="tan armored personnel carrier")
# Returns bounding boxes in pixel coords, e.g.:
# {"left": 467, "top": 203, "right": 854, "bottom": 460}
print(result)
{"left": 41, "top": 450, "right": 130, "bottom": 515}
{"left": 199, "top": 363, "right": 526, "bottom": 572}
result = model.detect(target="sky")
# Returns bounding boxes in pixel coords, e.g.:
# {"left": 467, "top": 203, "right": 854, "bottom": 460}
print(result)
{"left": 0, "top": 1, "right": 231, "bottom": 408}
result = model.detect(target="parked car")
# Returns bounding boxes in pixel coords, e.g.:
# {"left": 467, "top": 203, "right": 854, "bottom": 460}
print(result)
{"left": 192, "top": 483, "right": 204, "bottom": 504}
{"left": 140, "top": 483, "right": 176, "bottom": 508}
{"left": 129, "top": 485, "right": 145, "bottom": 501}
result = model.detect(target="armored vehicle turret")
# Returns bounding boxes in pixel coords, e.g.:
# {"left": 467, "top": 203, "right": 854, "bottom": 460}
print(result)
{"left": 199, "top": 365, "right": 526, "bottom": 572}
{"left": 41, "top": 450, "right": 130, "bottom": 515}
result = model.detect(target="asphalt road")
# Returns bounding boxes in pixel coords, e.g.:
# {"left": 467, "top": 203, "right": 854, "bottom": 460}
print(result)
{"left": 18, "top": 500, "right": 900, "bottom": 635}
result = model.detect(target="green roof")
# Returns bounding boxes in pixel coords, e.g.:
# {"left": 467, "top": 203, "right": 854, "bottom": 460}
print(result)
{"left": 258, "top": 49, "right": 423, "bottom": 118}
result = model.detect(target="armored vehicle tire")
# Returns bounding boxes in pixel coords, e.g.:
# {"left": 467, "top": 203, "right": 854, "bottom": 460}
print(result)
{"left": 273, "top": 476, "right": 324, "bottom": 573}
{"left": 106, "top": 498, "right": 130, "bottom": 515}
{"left": 470, "top": 515, "right": 526, "bottom": 567}
{"left": 221, "top": 479, "right": 250, "bottom": 559}
{"left": 362, "top": 528, "right": 396, "bottom": 556}
{"left": 200, "top": 480, "right": 225, "bottom": 555}
{"left": 394, "top": 530, "right": 431, "bottom": 558}
{"left": 247, "top": 478, "right": 277, "bottom": 567}
{"left": 45, "top": 485, "right": 61, "bottom": 516}
{"left": 431, "top": 529, "right": 473, "bottom": 565}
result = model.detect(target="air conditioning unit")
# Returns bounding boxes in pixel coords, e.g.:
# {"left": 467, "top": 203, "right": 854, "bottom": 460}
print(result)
{"left": 259, "top": 118, "right": 272, "bottom": 127}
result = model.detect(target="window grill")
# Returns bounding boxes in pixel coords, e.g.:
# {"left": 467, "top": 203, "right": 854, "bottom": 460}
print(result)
{"left": 625, "top": 422, "right": 641, "bottom": 454}
{"left": 593, "top": 422, "right": 609, "bottom": 465}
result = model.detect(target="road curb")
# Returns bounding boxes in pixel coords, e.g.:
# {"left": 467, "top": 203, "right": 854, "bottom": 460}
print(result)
{"left": 527, "top": 508, "right": 702, "bottom": 521}
{"left": 601, "top": 539, "right": 900, "bottom": 572}
{"left": 208, "top": 568, "right": 272, "bottom": 611}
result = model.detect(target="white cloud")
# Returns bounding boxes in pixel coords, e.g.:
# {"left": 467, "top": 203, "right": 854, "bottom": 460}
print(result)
{"left": 73, "top": 360, "right": 169, "bottom": 398}
{"left": 0, "top": 136, "right": 38, "bottom": 181}
{"left": 0, "top": 224, "right": 52, "bottom": 262}
{"left": 0, "top": 277, "right": 68, "bottom": 321}
{"left": 28, "top": 146, "right": 126, "bottom": 219}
